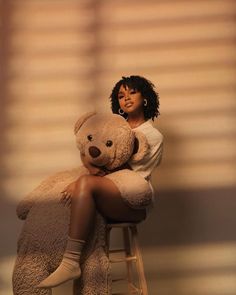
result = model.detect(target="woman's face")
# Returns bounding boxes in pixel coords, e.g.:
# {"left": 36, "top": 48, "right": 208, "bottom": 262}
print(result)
{"left": 118, "top": 84, "right": 144, "bottom": 116}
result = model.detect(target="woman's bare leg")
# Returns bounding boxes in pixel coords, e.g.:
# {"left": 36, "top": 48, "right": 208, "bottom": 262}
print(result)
{"left": 37, "top": 174, "right": 146, "bottom": 288}
{"left": 69, "top": 174, "right": 146, "bottom": 240}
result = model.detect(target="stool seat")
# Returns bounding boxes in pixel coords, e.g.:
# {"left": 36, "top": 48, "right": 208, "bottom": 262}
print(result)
{"left": 107, "top": 222, "right": 138, "bottom": 228}
{"left": 105, "top": 222, "right": 148, "bottom": 295}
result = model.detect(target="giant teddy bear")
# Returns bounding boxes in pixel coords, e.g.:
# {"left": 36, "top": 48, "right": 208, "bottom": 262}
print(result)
{"left": 12, "top": 112, "right": 153, "bottom": 295}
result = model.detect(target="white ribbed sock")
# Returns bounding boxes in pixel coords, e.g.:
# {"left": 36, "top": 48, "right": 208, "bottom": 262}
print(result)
{"left": 37, "top": 237, "right": 85, "bottom": 288}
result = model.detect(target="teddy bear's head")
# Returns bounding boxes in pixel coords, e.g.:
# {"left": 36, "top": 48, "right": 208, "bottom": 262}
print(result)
{"left": 74, "top": 112, "right": 149, "bottom": 171}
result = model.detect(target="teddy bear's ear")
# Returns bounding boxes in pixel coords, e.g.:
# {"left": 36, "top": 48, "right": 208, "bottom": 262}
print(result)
{"left": 130, "top": 130, "right": 149, "bottom": 162}
{"left": 74, "top": 111, "right": 96, "bottom": 134}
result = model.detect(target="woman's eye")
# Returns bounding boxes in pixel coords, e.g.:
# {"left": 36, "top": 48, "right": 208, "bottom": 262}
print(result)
{"left": 106, "top": 140, "right": 113, "bottom": 147}
{"left": 130, "top": 90, "right": 136, "bottom": 94}
{"left": 87, "top": 135, "right": 93, "bottom": 141}
{"left": 118, "top": 95, "right": 124, "bottom": 99}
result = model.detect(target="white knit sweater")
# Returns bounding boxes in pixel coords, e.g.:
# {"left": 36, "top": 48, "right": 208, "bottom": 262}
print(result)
{"left": 128, "top": 120, "right": 163, "bottom": 180}
{"left": 128, "top": 120, "right": 164, "bottom": 209}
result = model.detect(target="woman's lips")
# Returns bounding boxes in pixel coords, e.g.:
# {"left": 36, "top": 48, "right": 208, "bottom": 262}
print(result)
{"left": 125, "top": 102, "right": 133, "bottom": 107}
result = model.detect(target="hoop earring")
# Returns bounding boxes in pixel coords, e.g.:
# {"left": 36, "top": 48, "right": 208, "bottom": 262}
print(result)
{"left": 144, "top": 99, "right": 148, "bottom": 107}
{"left": 118, "top": 108, "right": 124, "bottom": 115}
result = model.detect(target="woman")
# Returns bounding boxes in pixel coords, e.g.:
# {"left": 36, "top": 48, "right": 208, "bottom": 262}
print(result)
{"left": 38, "top": 75, "right": 164, "bottom": 288}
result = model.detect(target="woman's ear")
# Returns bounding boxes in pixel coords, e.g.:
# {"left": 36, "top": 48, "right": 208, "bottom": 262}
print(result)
{"left": 130, "top": 130, "right": 149, "bottom": 162}
{"left": 74, "top": 111, "right": 96, "bottom": 134}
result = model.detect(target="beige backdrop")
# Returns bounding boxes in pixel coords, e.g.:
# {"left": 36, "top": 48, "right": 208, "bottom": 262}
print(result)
{"left": 0, "top": 0, "right": 236, "bottom": 294}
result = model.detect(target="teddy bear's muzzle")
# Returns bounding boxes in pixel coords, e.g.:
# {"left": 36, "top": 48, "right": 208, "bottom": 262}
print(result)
{"left": 89, "top": 146, "right": 101, "bottom": 158}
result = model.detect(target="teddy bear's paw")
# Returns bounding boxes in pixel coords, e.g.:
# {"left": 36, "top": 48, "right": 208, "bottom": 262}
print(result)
{"left": 37, "top": 258, "right": 81, "bottom": 288}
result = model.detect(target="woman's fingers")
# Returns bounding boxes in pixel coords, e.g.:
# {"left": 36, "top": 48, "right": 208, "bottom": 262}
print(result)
{"left": 60, "top": 191, "right": 67, "bottom": 202}
{"left": 65, "top": 198, "right": 71, "bottom": 208}
{"left": 60, "top": 191, "right": 71, "bottom": 204}
{"left": 94, "top": 169, "right": 106, "bottom": 177}
{"left": 62, "top": 192, "right": 71, "bottom": 207}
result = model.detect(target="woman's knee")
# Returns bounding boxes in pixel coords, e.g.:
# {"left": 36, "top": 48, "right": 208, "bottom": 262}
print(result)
{"left": 74, "top": 174, "right": 97, "bottom": 196}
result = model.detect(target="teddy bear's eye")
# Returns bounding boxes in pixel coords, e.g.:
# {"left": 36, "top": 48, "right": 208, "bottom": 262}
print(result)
{"left": 87, "top": 135, "right": 93, "bottom": 141}
{"left": 106, "top": 140, "right": 113, "bottom": 147}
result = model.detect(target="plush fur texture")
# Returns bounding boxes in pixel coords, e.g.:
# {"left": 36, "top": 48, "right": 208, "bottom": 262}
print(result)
{"left": 13, "top": 113, "right": 152, "bottom": 295}
{"left": 74, "top": 112, "right": 149, "bottom": 171}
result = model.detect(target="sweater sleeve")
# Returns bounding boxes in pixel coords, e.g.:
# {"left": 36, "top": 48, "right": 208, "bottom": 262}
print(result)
{"left": 128, "top": 121, "right": 164, "bottom": 180}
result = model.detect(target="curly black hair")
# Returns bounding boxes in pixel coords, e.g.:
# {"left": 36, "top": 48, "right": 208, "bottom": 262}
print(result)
{"left": 109, "top": 75, "right": 160, "bottom": 121}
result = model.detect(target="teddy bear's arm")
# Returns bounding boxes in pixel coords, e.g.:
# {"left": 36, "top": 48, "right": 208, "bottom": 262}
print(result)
{"left": 16, "top": 190, "right": 37, "bottom": 220}
{"left": 16, "top": 172, "right": 67, "bottom": 220}
{"left": 16, "top": 176, "right": 53, "bottom": 220}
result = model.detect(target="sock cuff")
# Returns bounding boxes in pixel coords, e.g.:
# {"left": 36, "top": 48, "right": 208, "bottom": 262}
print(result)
{"left": 68, "top": 236, "right": 86, "bottom": 244}
{"left": 66, "top": 236, "right": 86, "bottom": 253}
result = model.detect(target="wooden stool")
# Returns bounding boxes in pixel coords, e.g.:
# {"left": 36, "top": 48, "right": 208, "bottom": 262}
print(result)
{"left": 106, "top": 222, "right": 148, "bottom": 295}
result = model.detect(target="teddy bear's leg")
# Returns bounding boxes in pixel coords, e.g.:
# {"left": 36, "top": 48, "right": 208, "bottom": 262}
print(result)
{"left": 105, "top": 169, "right": 153, "bottom": 210}
{"left": 12, "top": 254, "right": 52, "bottom": 295}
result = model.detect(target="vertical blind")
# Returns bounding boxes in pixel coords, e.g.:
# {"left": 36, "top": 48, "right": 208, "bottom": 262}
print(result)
{"left": 1, "top": 0, "right": 236, "bottom": 199}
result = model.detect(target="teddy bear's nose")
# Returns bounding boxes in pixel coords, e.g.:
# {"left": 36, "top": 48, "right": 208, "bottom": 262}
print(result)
{"left": 89, "top": 146, "right": 101, "bottom": 158}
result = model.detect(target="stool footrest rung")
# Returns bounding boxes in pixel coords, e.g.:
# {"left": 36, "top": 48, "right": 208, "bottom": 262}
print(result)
{"left": 112, "top": 277, "right": 127, "bottom": 282}
{"left": 109, "top": 248, "right": 126, "bottom": 253}
{"left": 107, "top": 223, "right": 137, "bottom": 228}
{"left": 110, "top": 255, "right": 137, "bottom": 263}
{"left": 129, "top": 283, "right": 141, "bottom": 292}
{"left": 107, "top": 222, "right": 148, "bottom": 294}
{"left": 111, "top": 280, "right": 141, "bottom": 293}
{"left": 112, "top": 292, "right": 140, "bottom": 295}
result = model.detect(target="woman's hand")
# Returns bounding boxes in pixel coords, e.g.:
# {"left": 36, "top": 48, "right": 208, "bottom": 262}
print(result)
{"left": 87, "top": 165, "right": 108, "bottom": 176}
{"left": 60, "top": 181, "right": 77, "bottom": 207}
{"left": 60, "top": 166, "right": 108, "bottom": 207}
{"left": 80, "top": 153, "right": 108, "bottom": 176}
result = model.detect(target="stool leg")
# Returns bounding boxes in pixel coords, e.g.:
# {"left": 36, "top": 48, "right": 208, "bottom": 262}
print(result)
{"left": 105, "top": 226, "right": 112, "bottom": 256}
{"left": 123, "top": 227, "right": 134, "bottom": 294}
{"left": 105, "top": 226, "right": 112, "bottom": 295}
{"left": 130, "top": 226, "right": 148, "bottom": 295}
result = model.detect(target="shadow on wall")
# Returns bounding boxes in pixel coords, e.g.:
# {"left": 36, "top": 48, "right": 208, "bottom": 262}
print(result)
{"left": 140, "top": 186, "right": 236, "bottom": 247}
{"left": 0, "top": 1, "right": 22, "bottom": 259}
{"left": 0, "top": 1, "right": 8, "bottom": 197}
{"left": 139, "top": 116, "right": 236, "bottom": 247}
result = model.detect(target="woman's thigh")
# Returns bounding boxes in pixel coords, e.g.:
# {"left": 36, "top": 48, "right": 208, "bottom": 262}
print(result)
{"left": 85, "top": 175, "right": 146, "bottom": 222}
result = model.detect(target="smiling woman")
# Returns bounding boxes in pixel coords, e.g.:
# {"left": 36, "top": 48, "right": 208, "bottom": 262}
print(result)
{"left": 37, "top": 76, "right": 164, "bottom": 289}
{"left": 110, "top": 76, "right": 160, "bottom": 126}
{"left": 118, "top": 85, "right": 146, "bottom": 128}
{"left": 1, "top": 0, "right": 235, "bottom": 294}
